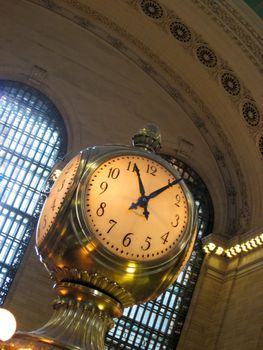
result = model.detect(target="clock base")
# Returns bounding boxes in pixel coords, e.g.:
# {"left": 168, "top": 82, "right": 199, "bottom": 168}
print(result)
{"left": 1, "top": 283, "right": 123, "bottom": 350}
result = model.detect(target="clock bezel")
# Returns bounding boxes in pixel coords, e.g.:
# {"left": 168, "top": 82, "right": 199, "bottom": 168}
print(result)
{"left": 75, "top": 147, "right": 196, "bottom": 269}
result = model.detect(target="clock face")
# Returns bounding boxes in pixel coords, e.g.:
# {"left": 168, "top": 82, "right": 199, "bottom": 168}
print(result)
{"left": 83, "top": 155, "right": 189, "bottom": 261}
{"left": 36, "top": 154, "right": 81, "bottom": 246}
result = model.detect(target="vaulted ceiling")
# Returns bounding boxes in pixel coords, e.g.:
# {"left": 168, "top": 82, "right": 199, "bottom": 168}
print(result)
{"left": 1, "top": 0, "right": 263, "bottom": 235}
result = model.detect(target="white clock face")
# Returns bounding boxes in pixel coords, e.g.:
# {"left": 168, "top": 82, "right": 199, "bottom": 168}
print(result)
{"left": 36, "top": 154, "right": 81, "bottom": 246}
{"left": 83, "top": 155, "right": 189, "bottom": 261}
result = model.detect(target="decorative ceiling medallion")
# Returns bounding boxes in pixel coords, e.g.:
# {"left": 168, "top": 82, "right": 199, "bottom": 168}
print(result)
{"left": 169, "top": 21, "right": 192, "bottom": 42}
{"left": 196, "top": 45, "right": 217, "bottom": 68}
{"left": 140, "top": 0, "right": 163, "bottom": 19}
{"left": 192, "top": 0, "right": 263, "bottom": 73}
{"left": 221, "top": 72, "right": 241, "bottom": 96}
{"left": 258, "top": 135, "right": 263, "bottom": 156}
{"left": 242, "top": 101, "right": 260, "bottom": 127}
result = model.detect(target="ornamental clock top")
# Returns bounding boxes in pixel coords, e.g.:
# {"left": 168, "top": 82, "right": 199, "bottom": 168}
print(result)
{"left": 132, "top": 123, "right": 161, "bottom": 152}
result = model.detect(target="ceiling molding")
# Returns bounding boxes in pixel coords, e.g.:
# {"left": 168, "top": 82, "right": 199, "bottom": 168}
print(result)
{"left": 190, "top": 0, "right": 263, "bottom": 72}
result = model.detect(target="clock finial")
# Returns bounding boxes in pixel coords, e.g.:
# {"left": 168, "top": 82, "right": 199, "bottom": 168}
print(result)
{"left": 132, "top": 123, "right": 161, "bottom": 152}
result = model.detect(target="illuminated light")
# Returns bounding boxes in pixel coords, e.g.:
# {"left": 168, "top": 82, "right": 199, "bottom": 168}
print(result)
{"left": 0, "top": 308, "right": 17, "bottom": 341}
{"left": 207, "top": 243, "right": 216, "bottom": 252}
{"left": 230, "top": 248, "right": 237, "bottom": 256}
{"left": 255, "top": 236, "right": 263, "bottom": 245}
{"left": 77, "top": 296, "right": 82, "bottom": 302}
{"left": 250, "top": 239, "right": 257, "bottom": 248}
{"left": 203, "top": 233, "right": 263, "bottom": 258}
{"left": 203, "top": 246, "right": 209, "bottom": 254}
{"left": 215, "top": 246, "right": 224, "bottom": 256}
{"left": 245, "top": 241, "right": 253, "bottom": 250}
{"left": 225, "top": 250, "right": 232, "bottom": 258}
{"left": 234, "top": 244, "right": 242, "bottom": 253}
{"left": 241, "top": 243, "right": 248, "bottom": 252}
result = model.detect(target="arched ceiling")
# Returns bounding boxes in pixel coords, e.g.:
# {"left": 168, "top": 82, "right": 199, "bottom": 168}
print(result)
{"left": 1, "top": 0, "right": 263, "bottom": 235}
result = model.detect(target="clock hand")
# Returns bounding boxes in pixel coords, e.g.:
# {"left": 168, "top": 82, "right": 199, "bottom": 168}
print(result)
{"left": 147, "top": 178, "right": 183, "bottom": 200}
{"left": 134, "top": 164, "right": 145, "bottom": 196}
{"left": 129, "top": 165, "right": 150, "bottom": 219}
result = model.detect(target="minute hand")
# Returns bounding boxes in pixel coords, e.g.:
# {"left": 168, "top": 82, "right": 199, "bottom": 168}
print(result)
{"left": 147, "top": 178, "right": 183, "bottom": 200}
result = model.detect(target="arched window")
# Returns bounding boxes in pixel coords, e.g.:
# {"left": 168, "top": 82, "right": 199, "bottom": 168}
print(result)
{"left": 0, "top": 81, "right": 67, "bottom": 305}
{"left": 106, "top": 155, "right": 214, "bottom": 349}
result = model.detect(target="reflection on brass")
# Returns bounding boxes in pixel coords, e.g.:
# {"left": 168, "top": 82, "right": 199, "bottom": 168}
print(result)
{"left": 52, "top": 268, "right": 134, "bottom": 307}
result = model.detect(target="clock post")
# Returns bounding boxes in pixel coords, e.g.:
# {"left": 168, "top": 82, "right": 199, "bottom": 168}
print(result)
{"left": 1, "top": 125, "right": 197, "bottom": 350}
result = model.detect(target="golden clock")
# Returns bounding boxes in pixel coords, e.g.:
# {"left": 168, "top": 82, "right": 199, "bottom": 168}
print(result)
{"left": 8, "top": 125, "right": 197, "bottom": 350}
{"left": 36, "top": 125, "right": 196, "bottom": 306}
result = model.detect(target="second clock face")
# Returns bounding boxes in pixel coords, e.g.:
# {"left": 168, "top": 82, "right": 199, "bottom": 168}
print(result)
{"left": 36, "top": 154, "right": 81, "bottom": 246}
{"left": 83, "top": 155, "right": 189, "bottom": 261}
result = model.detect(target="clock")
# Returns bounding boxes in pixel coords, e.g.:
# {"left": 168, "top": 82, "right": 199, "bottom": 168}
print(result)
{"left": 79, "top": 152, "right": 190, "bottom": 262}
{"left": 36, "top": 153, "right": 81, "bottom": 246}
{"left": 31, "top": 126, "right": 197, "bottom": 350}
{"left": 36, "top": 126, "right": 196, "bottom": 306}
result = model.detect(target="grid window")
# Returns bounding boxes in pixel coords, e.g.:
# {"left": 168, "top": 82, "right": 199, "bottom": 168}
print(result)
{"left": 0, "top": 81, "right": 67, "bottom": 304}
{"left": 106, "top": 156, "right": 213, "bottom": 349}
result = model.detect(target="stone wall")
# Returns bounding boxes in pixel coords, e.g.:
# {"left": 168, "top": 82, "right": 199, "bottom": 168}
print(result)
{"left": 178, "top": 240, "right": 263, "bottom": 350}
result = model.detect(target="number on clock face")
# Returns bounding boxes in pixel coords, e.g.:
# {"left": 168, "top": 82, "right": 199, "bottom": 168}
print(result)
{"left": 36, "top": 154, "right": 81, "bottom": 246}
{"left": 84, "top": 155, "right": 189, "bottom": 261}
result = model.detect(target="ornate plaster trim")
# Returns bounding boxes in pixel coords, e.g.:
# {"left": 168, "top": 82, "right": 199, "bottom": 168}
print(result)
{"left": 191, "top": 0, "right": 263, "bottom": 72}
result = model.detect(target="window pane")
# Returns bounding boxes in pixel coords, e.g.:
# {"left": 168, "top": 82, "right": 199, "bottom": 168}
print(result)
{"left": 0, "top": 81, "right": 67, "bottom": 304}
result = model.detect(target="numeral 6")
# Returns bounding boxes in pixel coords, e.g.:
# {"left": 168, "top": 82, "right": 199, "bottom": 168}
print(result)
{"left": 122, "top": 233, "right": 133, "bottom": 247}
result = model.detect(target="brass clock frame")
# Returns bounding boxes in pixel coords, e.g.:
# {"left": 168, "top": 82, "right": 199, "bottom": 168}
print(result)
{"left": 76, "top": 147, "right": 194, "bottom": 264}
{"left": 71, "top": 145, "right": 196, "bottom": 303}
{"left": 37, "top": 145, "right": 196, "bottom": 304}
